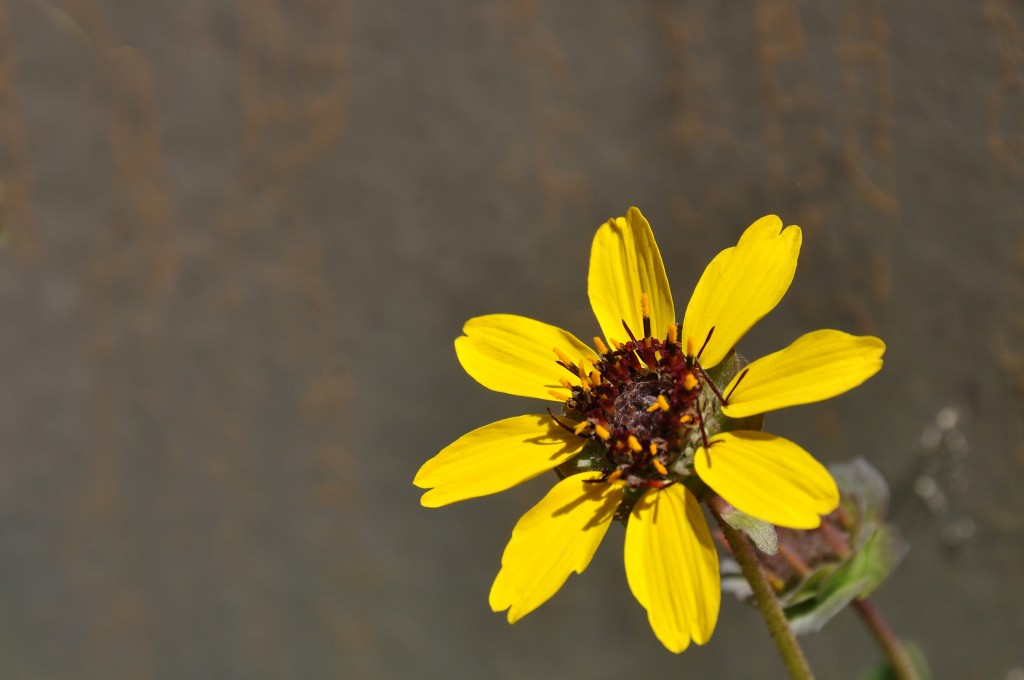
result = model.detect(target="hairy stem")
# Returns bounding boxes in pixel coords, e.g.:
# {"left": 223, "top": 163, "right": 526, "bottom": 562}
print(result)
{"left": 709, "top": 497, "right": 814, "bottom": 680}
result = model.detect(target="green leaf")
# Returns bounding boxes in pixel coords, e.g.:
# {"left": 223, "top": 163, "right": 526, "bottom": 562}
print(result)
{"left": 719, "top": 505, "right": 778, "bottom": 555}
{"left": 824, "top": 526, "right": 907, "bottom": 603}
{"left": 786, "top": 574, "right": 869, "bottom": 635}
{"left": 783, "top": 564, "right": 839, "bottom": 608}
{"left": 784, "top": 526, "right": 907, "bottom": 634}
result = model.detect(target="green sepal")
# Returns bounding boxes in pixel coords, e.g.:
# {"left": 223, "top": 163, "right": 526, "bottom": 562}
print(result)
{"left": 703, "top": 349, "right": 745, "bottom": 390}
{"left": 704, "top": 350, "right": 764, "bottom": 434}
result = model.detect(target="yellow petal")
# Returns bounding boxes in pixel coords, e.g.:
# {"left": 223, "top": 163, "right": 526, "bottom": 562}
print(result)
{"left": 489, "top": 472, "right": 622, "bottom": 623}
{"left": 588, "top": 207, "right": 675, "bottom": 344}
{"left": 682, "top": 216, "right": 801, "bottom": 369}
{"left": 624, "top": 485, "right": 720, "bottom": 653}
{"left": 414, "top": 415, "right": 584, "bottom": 508}
{"left": 722, "top": 330, "right": 886, "bottom": 419}
{"left": 694, "top": 431, "right": 839, "bottom": 529}
{"left": 455, "top": 315, "right": 596, "bottom": 400}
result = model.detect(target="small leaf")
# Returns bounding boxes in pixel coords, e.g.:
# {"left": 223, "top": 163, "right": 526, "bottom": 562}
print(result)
{"left": 821, "top": 526, "right": 907, "bottom": 603}
{"left": 719, "top": 504, "right": 779, "bottom": 555}
{"left": 787, "top": 574, "right": 869, "bottom": 635}
{"left": 784, "top": 525, "right": 908, "bottom": 634}
{"left": 783, "top": 564, "right": 839, "bottom": 608}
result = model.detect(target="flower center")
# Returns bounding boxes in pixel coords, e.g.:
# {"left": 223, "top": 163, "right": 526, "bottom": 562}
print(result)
{"left": 609, "top": 378, "right": 672, "bottom": 438}
{"left": 555, "top": 296, "right": 714, "bottom": 490}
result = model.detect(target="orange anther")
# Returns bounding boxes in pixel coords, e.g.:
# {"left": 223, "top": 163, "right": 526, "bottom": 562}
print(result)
{"left": 577, "top": 363, "right": 590, "bottom": 391}
{"left": 647, "top": 394, "right": 671, "bottom": 412}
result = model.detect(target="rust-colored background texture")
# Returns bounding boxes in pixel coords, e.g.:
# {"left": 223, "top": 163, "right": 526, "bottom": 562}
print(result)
{"left": 1, "top": 1, "right": 1023, "bottom": 678}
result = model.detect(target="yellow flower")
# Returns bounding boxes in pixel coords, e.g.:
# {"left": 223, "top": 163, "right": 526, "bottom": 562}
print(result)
{"left": 414, "top": 207, "right": 885, "bottom": 652}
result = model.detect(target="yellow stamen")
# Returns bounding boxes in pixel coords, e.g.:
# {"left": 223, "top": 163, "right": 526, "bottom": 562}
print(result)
{"left": 627, "top": 435, "right": 643, "bottom": 453}
{"left": 667, "top": 323, "right": 678, "bottom": 345}
{"left": 648, "top": 442, "right": 658, "bottom": 455}
{"left": 593, "top": 337, "right": 609, "bottom": 355}
{"left": 606, "top": 469, "right": 622, "bottom": 483}
{"left": 594, "top": 424, "right": 611, "bottom": 440}
{"left": 683, "top": 373, "right": 699, "bottom": 391}
{"left": 577, "top": 363, "right": 590, "bottom": 391}
{"left": 552, "top": 347, "right": 574, "bottom": 367}
{"left": 653, "top": 459, "right": 668, "bottom": 475}
{"left": 559, "top": 377, "right": 573, "bottom": 390}
{"left": 573, "top": 421, "right": 591, "bottom": 435}
{"left": 610, "top": 338, "right": 623, "bottom": 349}
{"left": 548, "top": 390, "right": 569, "bottom": 401}
{"left": 686, "top": 336, "right": 697, "bottom": 358}
{"left": 680, "top": 414, "right": 692, "bottom": 424}
{"left": 647, "top": 394, "right": 670, "bottom": 413}
{"left": 589, "top": 370, "right": 602, "bottom": 386}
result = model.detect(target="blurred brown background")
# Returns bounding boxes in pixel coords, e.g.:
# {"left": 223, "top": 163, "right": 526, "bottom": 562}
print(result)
{"left": 1, "top": 1, "right": 1023, "bottom": 678}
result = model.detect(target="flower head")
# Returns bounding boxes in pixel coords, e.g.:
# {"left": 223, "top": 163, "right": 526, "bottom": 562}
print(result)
{"left": 414, "top": 208, "right": 885, "bottom": 652}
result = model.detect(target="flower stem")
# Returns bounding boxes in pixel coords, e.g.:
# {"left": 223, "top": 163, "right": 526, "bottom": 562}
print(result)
{"left": 852, "top": 598, "right": 921, "bottom": 680}
{"left": 709, "top": 497, "right": 814, "bottom": 680}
